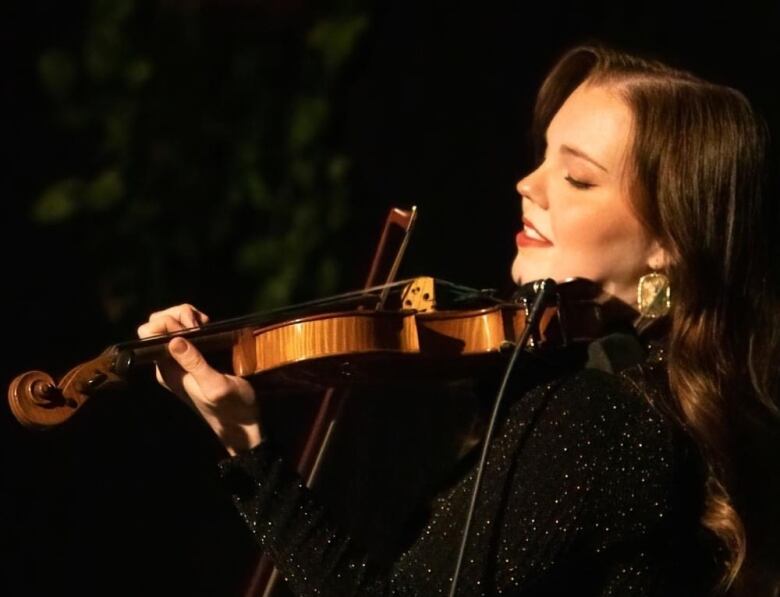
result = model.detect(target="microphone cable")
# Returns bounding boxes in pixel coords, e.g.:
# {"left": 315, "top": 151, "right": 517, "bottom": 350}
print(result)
{"left": 447, "top": 278, "right": 557, "bottom": 597}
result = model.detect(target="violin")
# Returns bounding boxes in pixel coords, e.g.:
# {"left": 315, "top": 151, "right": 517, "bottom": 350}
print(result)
{"left": 7, "top": 275, "right": 605, "bottom": 430}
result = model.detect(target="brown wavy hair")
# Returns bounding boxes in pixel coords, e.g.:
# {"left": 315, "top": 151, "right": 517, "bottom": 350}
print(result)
{"left": 533, "top": 45, "right": 780, "bottom": 594}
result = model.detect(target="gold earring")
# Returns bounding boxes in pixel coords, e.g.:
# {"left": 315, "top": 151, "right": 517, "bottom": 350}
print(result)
{"left": 637, "top": 272, "right": 671, "bottom": 318}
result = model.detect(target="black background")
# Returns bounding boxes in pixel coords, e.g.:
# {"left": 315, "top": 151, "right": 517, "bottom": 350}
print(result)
{"left": 2, "top": 1, "right": 779, "bottom": 594}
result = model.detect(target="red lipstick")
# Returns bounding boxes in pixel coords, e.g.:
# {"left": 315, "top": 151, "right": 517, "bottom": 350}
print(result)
{"left": 516, "top": 218, "right": 553, "bottom": 247}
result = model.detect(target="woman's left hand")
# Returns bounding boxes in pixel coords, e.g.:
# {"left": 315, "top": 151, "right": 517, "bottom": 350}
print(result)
{"left": 137, "top": 304, "right": 263, "bottom": 456}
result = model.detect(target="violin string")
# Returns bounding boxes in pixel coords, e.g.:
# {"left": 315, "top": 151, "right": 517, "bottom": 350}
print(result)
{"left": 447, "top": 279, "right": 557, "bottom": 597}
{"left": 115, "top": 279, "right": 499, "bottom": 351}
{"left": 115, "top": 279, "right": 407, "bottom": 350}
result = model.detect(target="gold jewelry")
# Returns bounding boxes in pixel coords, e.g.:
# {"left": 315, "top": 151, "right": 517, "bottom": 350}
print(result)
{"left": 637, "top": 272, "right": 671, "bottom": 318}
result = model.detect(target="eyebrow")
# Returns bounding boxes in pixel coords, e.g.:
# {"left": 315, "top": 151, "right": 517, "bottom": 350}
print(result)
{"left": 560, "top": 144, "right": 608, "bottom": 173}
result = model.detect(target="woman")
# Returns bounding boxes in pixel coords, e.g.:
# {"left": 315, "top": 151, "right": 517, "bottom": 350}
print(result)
{"left": 138, "top": 46, "right": 780, "bottom": 595}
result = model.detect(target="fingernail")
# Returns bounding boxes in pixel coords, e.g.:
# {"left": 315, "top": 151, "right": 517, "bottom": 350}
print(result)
{"left": 170, "top": 337, "right": 188, "bottom": 355}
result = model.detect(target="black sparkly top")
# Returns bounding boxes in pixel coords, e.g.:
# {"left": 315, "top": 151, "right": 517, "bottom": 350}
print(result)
{"left": 218, "top": 333, "right": 718, "bottom": 596}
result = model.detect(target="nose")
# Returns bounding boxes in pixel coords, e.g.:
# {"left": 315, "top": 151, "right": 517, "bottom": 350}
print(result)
{"left": 516, "top": 165, "right": 548, "bottom": 209}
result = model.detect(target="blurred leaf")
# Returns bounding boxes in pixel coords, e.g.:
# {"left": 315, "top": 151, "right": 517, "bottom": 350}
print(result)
{"left": 84, "top": 36, "right": 120, "bottom": 81}
{"left": 255, "top": 264, "right": 298, "bottom": 309}
{"left": 85, "top": 169, "right": 123, "bottom": 210}
{"left": 237, "top": 237, "right": 283, "bottom": 272}
{"left": 104, "top": 102, "right": 133, "bottom": 153}
{"left": 33, "top": 179, "right": 84, "bottom": 223}
{"left": 93, "top": 0, "right": 134, "bottom": 24}
{"left": 289, "top": 97, "right": 328, "bottom": 152}
{"left": 85, "top": 0, "right": 134, "bottom": 80}
{"left": 290, "top": 201, "right": 318, "bottom": 240}
{"left": 38, "top": 50, "right": 77, "bottom": 99}
{"left": 244, "top": 172, "right": 271, "bottom": 209}
{"left": 307, "top": 15, "right": 369, "bottom": 74}
{"left": 328, "top": 154, "right": 350, "bottom": 184}
{"left": 125, "top": 59, "right": 153, "bottom": 89}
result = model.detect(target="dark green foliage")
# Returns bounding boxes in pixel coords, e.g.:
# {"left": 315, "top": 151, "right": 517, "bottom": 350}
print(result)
{"left": 34, "top": 0, "right": 368, "bottom": 325}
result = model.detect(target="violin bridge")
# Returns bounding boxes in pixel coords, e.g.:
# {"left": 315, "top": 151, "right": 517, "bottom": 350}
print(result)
{"left": 401, "top": 277, "right": 436, "bottom": 312}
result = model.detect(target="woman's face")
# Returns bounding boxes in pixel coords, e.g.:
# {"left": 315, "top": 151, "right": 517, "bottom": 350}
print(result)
{"left": 512, "top": 82, "right": 664, "bottom": 305}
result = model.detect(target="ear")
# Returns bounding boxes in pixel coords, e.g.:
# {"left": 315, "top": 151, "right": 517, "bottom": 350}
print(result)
{"left": 645, "top": 239, "right": 670, "bottom": 271}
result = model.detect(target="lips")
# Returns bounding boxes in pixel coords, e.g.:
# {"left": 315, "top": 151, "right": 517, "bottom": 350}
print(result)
{"left": 516, "top": 217, "right": 553, "bottom": 248}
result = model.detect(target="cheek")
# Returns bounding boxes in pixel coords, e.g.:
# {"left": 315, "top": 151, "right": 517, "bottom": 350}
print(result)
{"left": 552, "top": 201, "right": 647, "bottom": 275}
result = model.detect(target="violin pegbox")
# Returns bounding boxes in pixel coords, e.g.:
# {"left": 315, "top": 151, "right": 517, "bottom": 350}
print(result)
{"left": 401, "top": 277, "right": 437, "bottom": 312}
{"left": 8, "top": 349, "right": 126, "bottom": 429}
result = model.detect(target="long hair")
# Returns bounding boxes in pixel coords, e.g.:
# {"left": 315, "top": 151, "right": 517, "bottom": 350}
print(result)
{"left": 533, "top": 45, "right": 780, "bottom": 594}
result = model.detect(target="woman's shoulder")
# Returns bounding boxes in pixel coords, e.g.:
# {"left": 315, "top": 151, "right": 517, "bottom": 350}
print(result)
{"left": 508, "top": 335, "right": 685, "bottom": 471}
{"left": 528, "top": 333, "right": 672, "bottom": 427}
{"left": 491, "top": 339, "right": 702, "bottom": 542}
{"left": 537, "top": 362, "right": 674, "bottom": 446}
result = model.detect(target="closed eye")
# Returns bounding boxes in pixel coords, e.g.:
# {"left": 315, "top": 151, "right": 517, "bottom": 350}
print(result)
{"left": 565, "top": 175, "right": 595, "bottom": 190}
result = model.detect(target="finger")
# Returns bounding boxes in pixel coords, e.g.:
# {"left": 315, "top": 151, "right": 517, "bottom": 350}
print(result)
{"left": 168, "top": 337, "right": 229, "bottom": 401}
{"left": 137, "top": 315, "right": 186, "bottom": 339}
{"left": 190, "top": 307, "right": 210, "bottom": 326}
{"left": 150, "top": 304, "right": 210, "bottom": 329}
{"left": 181, "top": 306, "right": 210, "bottom": 329}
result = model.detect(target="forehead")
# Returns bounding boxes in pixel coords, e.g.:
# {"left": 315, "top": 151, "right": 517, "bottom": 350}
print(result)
{"left": 547, "top": 83, "right": 634, "bottom": 172}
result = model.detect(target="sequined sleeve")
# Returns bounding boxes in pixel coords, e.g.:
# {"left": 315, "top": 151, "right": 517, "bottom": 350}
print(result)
{"left": 218, "top": 439, "right": 424, "bottom": 595}
{"left": 218, "top": 366, "right": 702, "bottom": 596}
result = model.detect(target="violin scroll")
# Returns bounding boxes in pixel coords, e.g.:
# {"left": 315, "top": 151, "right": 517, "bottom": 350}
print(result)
{"left": 8, "top": 349, "right": 129, "bottom": 429}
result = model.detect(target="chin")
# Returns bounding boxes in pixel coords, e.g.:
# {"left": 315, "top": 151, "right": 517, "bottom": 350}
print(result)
{"left": 511, "top": 255, "right": 524, "bottom": 285}
{"left": 511, "top": 264, "right": 538, "bottom": 286}
{"left": 511, "top": 253, "right": 546, "bottom": 286}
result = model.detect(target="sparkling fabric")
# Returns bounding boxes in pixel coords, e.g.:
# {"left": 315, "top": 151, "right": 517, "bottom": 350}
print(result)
{"left": 218, "top": 334, "right": 717, "bottom": 596}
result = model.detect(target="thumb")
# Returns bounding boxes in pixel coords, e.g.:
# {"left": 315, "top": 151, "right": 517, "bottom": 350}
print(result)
{"left": 168, "top": 337, "right": 228, "bottom": 398}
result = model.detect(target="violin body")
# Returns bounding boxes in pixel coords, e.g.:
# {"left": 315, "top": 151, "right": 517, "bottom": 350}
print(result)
{"left": 231, "top": 304, "right": 527, "bottom": 384}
